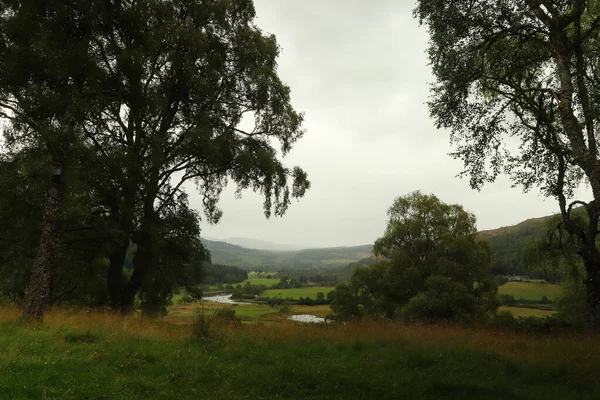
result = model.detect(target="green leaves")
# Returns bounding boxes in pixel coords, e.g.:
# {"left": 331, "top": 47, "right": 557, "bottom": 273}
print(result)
{"left": 335, "top": 192, "right": 497, "bottom": 322}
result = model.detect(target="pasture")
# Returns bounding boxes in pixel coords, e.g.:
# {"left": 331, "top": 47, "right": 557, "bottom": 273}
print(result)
{"left": 261, "top": 286, "right": 334, "bottom": 300}
{"left": 498, "top": 282, "right": 563, "bottom": 301}
{"left": 241, "top": 278, "right": 281, "bottom": 286}
{"left": 1, "top": 308, "right": 599, "bottom": 399}
{"left": 499, "top": 306, "right": 557, "bottom": 318}
{"left": 168, "top": 302, "right": 279, "bottom": 321}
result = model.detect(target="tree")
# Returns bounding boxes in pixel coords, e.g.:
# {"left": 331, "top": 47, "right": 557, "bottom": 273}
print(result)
{"left": 0, "top": 0, "right": 104, "bottom": 320}
{"left": 83, "top": 0, "right": 309, "bottom": 313}
{"left": 415, "top": 0, "right": 600, "bottom": 326}
{"left": 333, "top": 192, "right": 498, "bottom": 322}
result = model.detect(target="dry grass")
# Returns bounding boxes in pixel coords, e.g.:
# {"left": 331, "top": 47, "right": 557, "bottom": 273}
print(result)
{"left": 2, "top": 306, "right": 599, "bottom": 368}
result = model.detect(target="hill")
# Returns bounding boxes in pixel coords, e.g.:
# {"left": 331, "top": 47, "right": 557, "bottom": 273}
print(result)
{"left": 202, "top": 209, "right": 563, "bottom": 274}
{"left": 222, "top": 237, "right": 303, "bottom": 251}
{"left": 477, "top": 215, "right": 554, "bottom": 277}
{"left": 201, "top": 238, "right": 373, "bottom": 270}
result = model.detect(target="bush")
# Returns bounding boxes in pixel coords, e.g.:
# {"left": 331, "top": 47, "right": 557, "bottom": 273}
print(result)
{"left": 278, "top": 301, "right": 291, "bottom": 313}
{"left": 494, "top": 275, "right": 509, "bottom": 287}
{"left": 213, "top": 307, "right": 238, "bottom": 323}
{"left": 191, "top": 305, "right": 212, "bottom": 342}
{"left": 487, "top": 312, "right": 581, "bottom": 333}
{"left": 499, "top": 294, "right": 516, "bottom": 305}
{"left": 178, "top": 295, "right": 193, "bottom": 304}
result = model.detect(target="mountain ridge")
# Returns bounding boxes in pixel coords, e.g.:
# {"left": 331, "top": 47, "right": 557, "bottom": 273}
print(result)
{"left": 203, "top": 210, "right": 561, "bottom": 274}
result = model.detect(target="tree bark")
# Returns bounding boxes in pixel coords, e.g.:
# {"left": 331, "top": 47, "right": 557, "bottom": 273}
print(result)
{"left": 23, "top": 167, "right": 63, "bottom": 322}
{"left": 585, "top": 265, "right": 600, "bottom": 328}
{"left": 107, "top": 237, "right": 129, "bottom": 310}
{"left": 120, "top": 219, "right": 158, "bottom": 313}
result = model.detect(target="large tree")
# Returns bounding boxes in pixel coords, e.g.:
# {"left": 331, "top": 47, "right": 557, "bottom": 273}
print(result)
{"left": 333, "top": 192, "right": 498, "bottom": 322}
{"left": 84, "top": 0, "right": 309, "bottom": 313}
{"left": 0, "top": 0, "right": 103, "bottom": 320}
{"left": 415, "top": 0, "right": 600, "bottom": 326}
{"left": 0, "top": 0, "right": 309, "bottom": 317}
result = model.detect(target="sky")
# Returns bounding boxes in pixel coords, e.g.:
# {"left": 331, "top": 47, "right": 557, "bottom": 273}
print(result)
{"left": 195, "top": 0, "right": 586, "bottom": 249}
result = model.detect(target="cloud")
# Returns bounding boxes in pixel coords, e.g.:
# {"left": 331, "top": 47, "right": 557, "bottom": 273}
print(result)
{"left": 192, "top": 0, "right": 578, "bottom": 248}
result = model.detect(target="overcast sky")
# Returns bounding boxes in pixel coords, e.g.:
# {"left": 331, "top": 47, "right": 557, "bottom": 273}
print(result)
{"left": 194, "top": 0, "right": 585, "bottom": 248}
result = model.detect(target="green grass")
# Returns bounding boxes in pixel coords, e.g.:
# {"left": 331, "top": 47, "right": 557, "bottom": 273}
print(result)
{"left": 498, "top": 282, "right": 563, "bottom": 301}
{"left": 261, "top": 286, "right": 335, "bottom": 300}
{"left": 499, "top": 306, "right": 558, "bottom": 318}
{"left": 229, "top": 304, "right": 279, "bottom": 319}
{"left": 1, "top": 311, "right": 600, "bottom": 399}
{"left": 169, "top": 302, "right": 278, "bottom": 320}
{"left": 240, "top": 278, "right": 281, "bottom": 286}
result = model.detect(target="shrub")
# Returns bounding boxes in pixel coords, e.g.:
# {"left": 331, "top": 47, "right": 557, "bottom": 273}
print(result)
{"left": 278, "top": 301, "right": 291, "bottom": 313}
{"left": 178, "top": 295, "right": 193, "bottom": 304}
{"left": 213, "top": 307, "right": 237, "bottom": 322}
{"left": 191, "top": 304, "right": 212, "bottom": 342}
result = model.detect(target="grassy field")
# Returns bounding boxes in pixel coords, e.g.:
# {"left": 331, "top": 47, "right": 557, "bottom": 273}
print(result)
{"left": 290, "top": 304, "right": 332, "bottom": 318}
{"left": 261, "top": 286, "right": 334, "bottom": 300}
{"left": 1, "top": 308, "right": 600, "bottom": 399}
{"left": 241, "top": 278, "right": 281, "bottom": 286}
{"left": 168, "top": 302, "right": 279, "bottom": 321}
{"left": 498, "top": 282, "right": 563, "bottom": 301}
{"left": 499, "top": 306, "right": 558, "bottom": 318}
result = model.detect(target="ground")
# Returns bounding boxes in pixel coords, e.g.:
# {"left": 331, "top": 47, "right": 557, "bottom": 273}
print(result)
{"left": 0, "top": 308, "right": 599, "bottom": 399}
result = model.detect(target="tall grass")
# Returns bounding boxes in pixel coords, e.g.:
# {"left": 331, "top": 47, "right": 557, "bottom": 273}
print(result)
{"left": 1, "top": 307, "right": 599, "bottom": 399}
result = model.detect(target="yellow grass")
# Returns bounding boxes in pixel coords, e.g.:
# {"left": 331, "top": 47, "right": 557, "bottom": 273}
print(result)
{"left": 290, "top": 304, "right": 331, "bottom": 317}
{"left": 3, "top": 307, "right": 600, "bottom": 367}
{"left": 499, "top": 306, "right": 557, "bottom": 318}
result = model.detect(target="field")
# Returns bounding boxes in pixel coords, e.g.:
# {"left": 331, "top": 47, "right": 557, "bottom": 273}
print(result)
{"left": 499, "top": 306, "right": 557, "bottom": 318}
{"left": 241, "top": 278, "right": 281, "bottom": 286}
{"left": 261, "top": 287, "right": 335, "bottom": 300}
{"left": 168, "top": 302, "right": 279, "bottom": 322}
{"left": 1, "top": 308, "right": 600, "bottom": 399}
{"left": 498, "top": 282, "right": 563, "bottom": 301}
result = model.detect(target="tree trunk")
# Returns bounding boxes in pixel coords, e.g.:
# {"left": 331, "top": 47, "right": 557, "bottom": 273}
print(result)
{"left": 120, "top": 222, "right": 157, "bottom": 313}
{"left": 107, "top": 237, "right": 129, "bottom": 310}
{"left": 585, "top": 262, "right": 600, "bottom": 328}
{"left": 23, "top": 168, "right": 63, "bottom": 322}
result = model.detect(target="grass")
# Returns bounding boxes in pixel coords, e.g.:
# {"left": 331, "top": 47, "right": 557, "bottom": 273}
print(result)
{"left": 1, "top": 307, "right": 600, "bottom": 399}
{"left": 240, "top": 278, "right": 281, "bottom": 286}
{"left": 499, "top": 306, "right": 558, "bottom": 318}
{"left": 261, "top": 286, "right": 334, "bottom": 300}
{"left": 498, "top": 282, "right": 563, "bottom": 301}
{"left": 168, "top": 302, "right": 279, "bottom": 321}
{"left": 290, "top": 305, "right": 332, "bottom": 318}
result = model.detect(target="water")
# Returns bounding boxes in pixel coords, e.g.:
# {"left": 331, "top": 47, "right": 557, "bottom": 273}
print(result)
{"left": 202, "top": 294, "right": 252, "bottom": 305}
{"left": 287, "top": 314, "right": 328, "bottom": 323}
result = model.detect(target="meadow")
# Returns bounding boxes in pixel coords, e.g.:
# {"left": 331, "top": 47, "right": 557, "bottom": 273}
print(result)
{"left": 1, "top": 308, "right": 599, "bottom": 399}
{"left": 261, "top": 287, "right": 334, "bottom": 300}
{"left": 241, "top": 278, "right": 281, "bottom": 286}
{"left": 498, "top": 282, "right": 563, "bottom": 301}
{"left": 498, "top": 306, "right": 557, "bottom": 318}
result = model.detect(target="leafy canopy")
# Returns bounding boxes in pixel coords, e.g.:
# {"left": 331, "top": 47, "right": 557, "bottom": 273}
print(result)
{"left": 333, "top": 191, "right": 498, "bottom": 322}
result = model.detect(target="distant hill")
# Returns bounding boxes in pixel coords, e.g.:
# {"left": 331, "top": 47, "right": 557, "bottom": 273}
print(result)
{"left": 201, "top": 209, "right": 564, "bottom": 274}
{"left": 201, "top": 238, "right": 373, "bottom": 271}
{"left": 477, "top": 215, "right": 555, "bottom": 276}
{"left": 222, "top": 237, "right": 303, "bottom": 251}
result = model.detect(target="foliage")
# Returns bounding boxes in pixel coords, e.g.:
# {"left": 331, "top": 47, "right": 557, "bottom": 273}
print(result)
{"left": 201, "top": 264, "right": 248, "bottom": 285}
{"left": 0, "top": 0, "right": 309, "bottom": 316}
{"left": 334, "top": 192, "right": 499, "bottom": 322}
{"left": 415, "top": 0, "right": 600, "bottom": 326}
{"left": 557, "top": 261, "right": 588, "bottom": 328}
